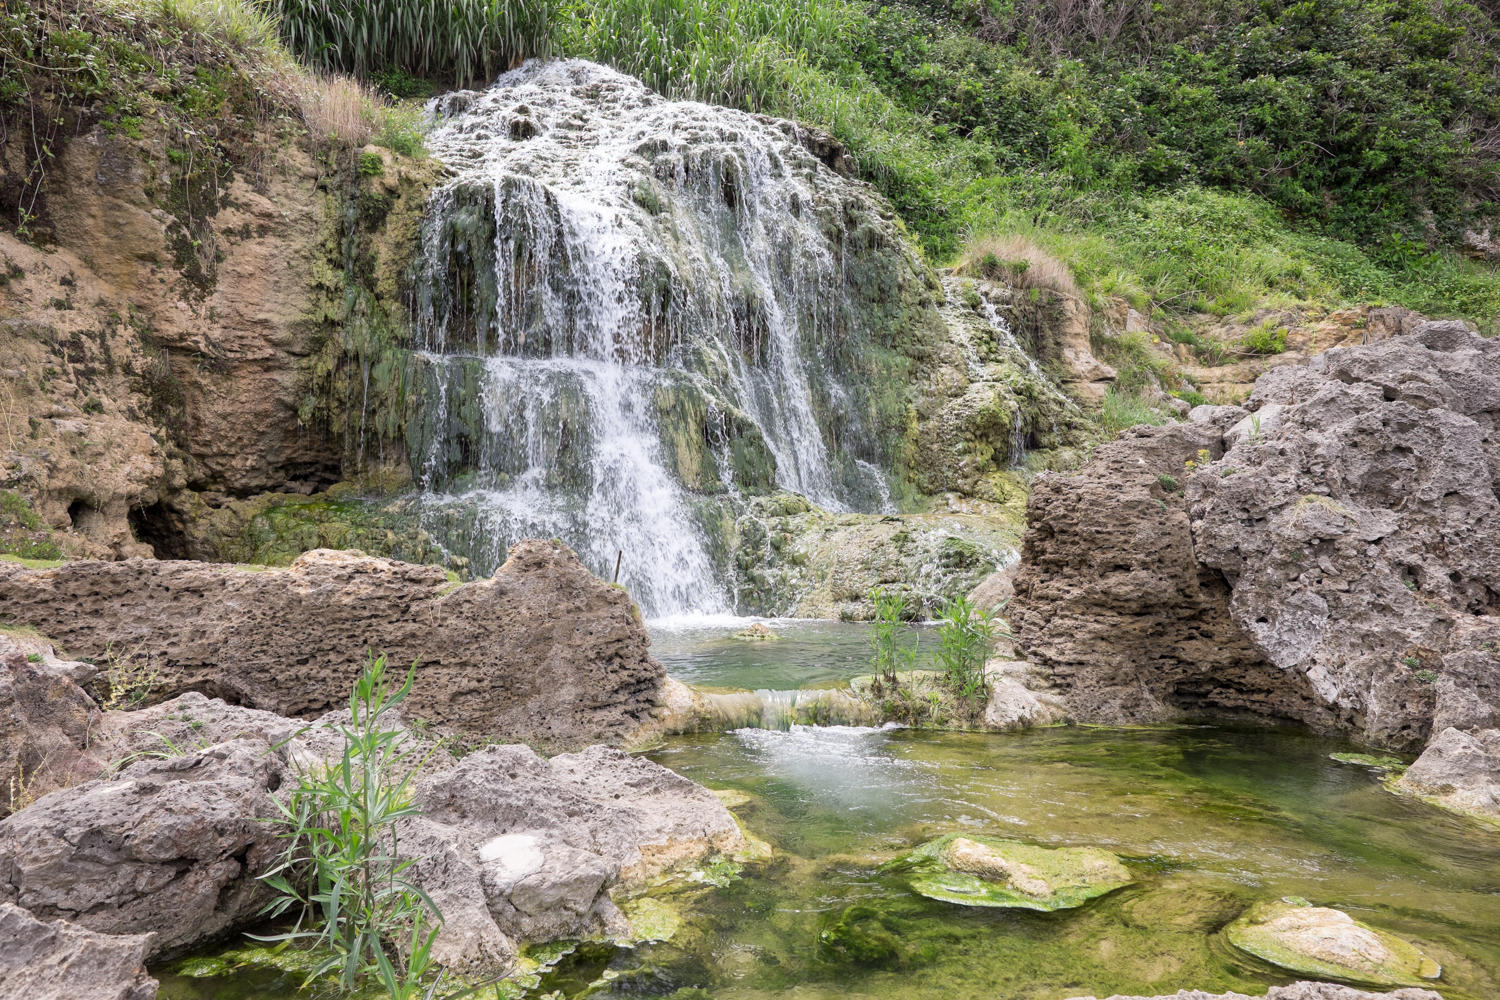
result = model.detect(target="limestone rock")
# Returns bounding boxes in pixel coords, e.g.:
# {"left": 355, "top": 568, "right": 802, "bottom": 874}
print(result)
{"left": 0, "top": 540, "right": 664, "bottom": 750}
{"left": 1067, "top": 981, "right": 1444, "bottom": 1000}
{"left": 0, "top": 738, "right": 289, "bottom": 958}
{"left": 1013, "top": 326, "right": 1500, "bottom": 748}
{"left": 732, "top": 623, "right": 780, "bottom": 641}
{"left": 0, "top": 903, "right": 157, "bottom": 1000}
{"left": 1394, "top": 726, "right": 1500, "bottom": 825}
{"left": 886, "top": 833, "right": 1131, "bottom": 910}
{"left": 0, "top": 636, "right": 108, "bottom": 818}
{"left": 967, "top": 562, "right": 1018, "bottom": 612}
{"left": 1225, "top": 899, "right": 1440, "bottom": 987}
{"left": 400, "top": 743, "right": 745, "bottom": 972}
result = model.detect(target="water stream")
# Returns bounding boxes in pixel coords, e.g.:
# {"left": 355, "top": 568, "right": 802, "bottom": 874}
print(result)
{"left": 155, "top": 620, "right": 1500, "bottom": 1000}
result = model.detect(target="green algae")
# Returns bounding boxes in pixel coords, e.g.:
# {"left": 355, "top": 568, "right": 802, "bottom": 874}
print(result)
{"left": 1225, "top": 898, "right": 1442, "bottom": 987}
{"left": 884, "top": 832, "right": 1133, "bottom": 911}
{"left": 1330, "top": 752, "right": 1408, "bottom": 772}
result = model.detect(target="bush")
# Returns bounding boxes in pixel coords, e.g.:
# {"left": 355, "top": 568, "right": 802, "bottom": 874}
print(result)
{"left": 1242, "top": 324, "right": 1289, "bottom": 356}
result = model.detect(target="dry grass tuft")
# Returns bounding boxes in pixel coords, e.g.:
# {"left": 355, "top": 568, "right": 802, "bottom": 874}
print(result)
{"left": 955, "top": 234, "right": 1080, "bottom": 299}
{"left": 293, "top": 71, "right": 379, "bottom": 146}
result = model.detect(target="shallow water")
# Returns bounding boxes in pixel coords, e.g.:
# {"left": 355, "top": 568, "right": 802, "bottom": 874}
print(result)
{"left": 155, "top": 623, "right": 1500, "bottom": 1000}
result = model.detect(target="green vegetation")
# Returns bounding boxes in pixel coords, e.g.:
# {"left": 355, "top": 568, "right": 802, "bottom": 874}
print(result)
{"left": 867, "top": 587, "right": 917, "bottom": 693}
{"left": 0, "top": 490, "right": 61, "bottom": 562}
{"left": 932, "top": 596, "right": 1000, "bottom": 708}
{"left": 258, "top": 654, "right": 446, "bottom": 998}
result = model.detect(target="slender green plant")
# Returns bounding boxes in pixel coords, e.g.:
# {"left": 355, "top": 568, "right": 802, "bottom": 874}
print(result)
{"left": 256, "top": 653, "right": 445, "bottom": 998}
{"left": 933, "top": 597, "right": 1003, "bottom": 710}
{"left": 868, "top": 586, "right": 916, "bottom": 694}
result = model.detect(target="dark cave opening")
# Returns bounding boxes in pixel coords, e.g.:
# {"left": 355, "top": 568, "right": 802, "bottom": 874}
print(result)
{"left": 128, "top": 502, "right": 188, "bottom": 560}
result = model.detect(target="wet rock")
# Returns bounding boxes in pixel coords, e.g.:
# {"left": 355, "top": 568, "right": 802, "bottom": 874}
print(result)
{"left": 1393, "top": 726, "right": 1500, "bottom": 825}
{"left": 1225, "top": 899, "right": 1441, "bottom": 986}
{"left": 399, "top": 742, "right": 745, "bottom": 973}
{"left": 885, "top": 833, "right": 1131, "bottom": 910}
{"left": 731, "top": 623, "right": 780, "bottom": 641}
{"left": 1013, "top": 326, "right": 1500, "bottom": 748}
{"left": 0, "top": 738, "right": 289, "bottom": 959}
{"left": 0, "top": 540, "right": 663, "bottom": 750}
{"left": 0, "top": 902, "right": 157, "bottom": 1000}
{"left": 0, "top": 635, "right": 108, "bottom": 818}
{"left": 1067, "top": 981, "right": 1444, "bottom": 1000}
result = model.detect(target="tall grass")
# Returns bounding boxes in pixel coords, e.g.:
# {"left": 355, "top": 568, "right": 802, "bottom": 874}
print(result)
{"left": 272, "top": 0, "right": 552, "bottom": 87}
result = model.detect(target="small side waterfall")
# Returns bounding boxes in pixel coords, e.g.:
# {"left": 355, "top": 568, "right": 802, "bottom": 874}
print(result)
{"left": 404, "top": 60, "right": 911, "bottom": 615}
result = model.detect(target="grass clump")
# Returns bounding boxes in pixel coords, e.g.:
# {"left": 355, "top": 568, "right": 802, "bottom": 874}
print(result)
{"left": 1242, "top": 324, "right": 1289, "bottom": 356}
{"left": 257, "top": 654, "right": 447, "bottom": 999}
{"left": 1099, "top": 387, "right": 1170, "bottom": 434}
{"left": 0, "top": 490, "right": 62, "bottom": 562}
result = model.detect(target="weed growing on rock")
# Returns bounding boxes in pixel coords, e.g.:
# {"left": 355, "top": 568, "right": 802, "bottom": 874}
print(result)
{"left": 934, "top": 596, "right": 1002, "bottom": 715}
{"left": 257, "top": 653, "right": 447, "bottom": 999}
{"left": 99, "top": 642, "right": 167, "bottom": 711}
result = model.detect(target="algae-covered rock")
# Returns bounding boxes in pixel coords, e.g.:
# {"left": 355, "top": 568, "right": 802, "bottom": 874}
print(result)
{"left": 885, "top": 833, "right": 1132, "bottom": 910}
{"left": 1225, "top": 899, "right": 1441, "bottom": 986}
{"left": 1329, "top": 753, "right": 1407, "bottom": 773}
{"left": 731, "top": 622, "right": 781, "bottom": 641}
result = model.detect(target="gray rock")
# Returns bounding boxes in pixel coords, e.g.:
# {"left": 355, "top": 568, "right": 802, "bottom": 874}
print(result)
{"left": 1222, "top": 402, "right": 1285, "bottom": 449}
{"left": 1394, "top": 726, "right": 1500, "bottom": 823}
{"left": 0, "top": 638, "right": 108, "bottom": 819}
{"left": 0, "top": 738, "right": 289, "bottom": 958}
{"left": 967, "top": 562, "right": 1018, "bottom": 612}
{"left": 1014, "top": 328, "right": 1500, "bottom": 748}
{"left": 0, "top": 903, "right": 157, "bottom": 1000}
{"left": 1066, "top": 983, "right": 1443, "bottom": 1000}
{"left": 401, "top": 742, "right": 746, "bottom": 973}
{"left": 0, "top": 540, "right": 664, "bottom": 751}
{"left": 1186, "top": 404, "right": 1249, "bottom": 431}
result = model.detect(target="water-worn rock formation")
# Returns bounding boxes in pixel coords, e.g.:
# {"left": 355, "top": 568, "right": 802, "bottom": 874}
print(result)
{"left": 1394, "top": 726, "right": 1500, "bottom": 825}
{"left": 0, "top": 902, "right": 157, "bottom": 1000}
{"left": 0, "top": 540, "right": 662, "bottom": 749}
{"left": 1011, "top": 322, "right": 1500, "bottom": 749}
{"left": 0, "top": 633, "right": 108, "bottom": 816}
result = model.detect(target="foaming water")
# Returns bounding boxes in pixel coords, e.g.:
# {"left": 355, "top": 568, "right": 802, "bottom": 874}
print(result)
{"left": 404, "top": 59, "right": 912, "bottom": 614}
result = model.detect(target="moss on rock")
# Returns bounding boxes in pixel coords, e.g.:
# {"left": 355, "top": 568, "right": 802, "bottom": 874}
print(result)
{"left": 1224, "top": 898, "right": 1441, "bottom": 986}
{"left": 882, "top": 833, "right": 1133, "bottom": 911}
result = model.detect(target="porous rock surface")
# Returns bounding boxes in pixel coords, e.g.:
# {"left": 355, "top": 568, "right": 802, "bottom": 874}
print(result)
{"left": 0, "top": 737, "right": 290, "bottom": 958}
{"left": 0, "top": 540, "right": 664, "bottom": 749}
{"left": 1394, "top": 726, "right": 1500, "bottom": 823}
{"left": 0, "top": 634, "right": 109, "bottom": 817}
{"left": 0, "top": 902, "right": 157, "bottom": 1000}
{"left": 402, "top": 743, "right": 746, "bottom": 973}
{"left": 1067, "top": 983, "right": 1443, "bottom": 1000}
{"left": 1013, "top": 323, "right": 1500, "bottom": 749}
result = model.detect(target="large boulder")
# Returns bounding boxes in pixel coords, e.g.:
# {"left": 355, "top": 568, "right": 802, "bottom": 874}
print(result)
{"left": 0, "top": 539, "right": 664, "bottom": 750}
{"left": 0, "top": 634, "right": 109, "bottom": 818}
{"left": 0, "top": 738, "right": 290, "bottom": 958}
{"left": 1013, "top": 324, "right": 1500, "bottom": 749}
{"left": 402, "top": 743, "right": 746, "bottom": 974}
{"left": 0, "top": 902, "right": 157, "bottom": 1000}
{"left": 1393, "top": 726, "right": 1500, "bottom": 825}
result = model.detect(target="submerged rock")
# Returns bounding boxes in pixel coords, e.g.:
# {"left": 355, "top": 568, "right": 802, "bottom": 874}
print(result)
{"left": 0, "top": 540, "right": 663, "bottom": 751}
{"left": 1393, "top": 726, "right": 1500, "bottom": 826}
{"left": 1067, "top": 981, "right": 1443, "bottom": 1000}
{"left": 886, "top": 833, "right": 1132, "bottom": 910}
{"left": 1225, "top": 899, "right": 1441, "bottom": 986}
{"left": 1012, "top": 324, "right": 1500, "bottom": 749}
{"left": 731, "top": 623, "right": 781, "bottom": 641}
{"left": 0, "top": 902, "right": 157, "bottom": 1000}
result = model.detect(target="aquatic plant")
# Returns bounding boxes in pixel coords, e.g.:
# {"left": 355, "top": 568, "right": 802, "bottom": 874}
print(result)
{"left": 257, "top": 653, "right": 446, "bottom": 999}
{"left": 867, "top": 587, "right": 915, "bottom": 694}
{"left": 933, "top": 596, "right": 1002, "bottom": 711}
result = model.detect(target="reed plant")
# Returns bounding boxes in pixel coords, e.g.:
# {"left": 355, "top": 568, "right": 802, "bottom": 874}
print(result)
{"left": 867, "top": 586, "right": 916, "bottom": 695}
{"left": 933, "top": 596, "right": 1001, "bottom": 710}
{"left": 271, "top": 0, "right": 553, "bottom": 87}
{"left": 256, "top": 653, "right": 446, "bottom": 999}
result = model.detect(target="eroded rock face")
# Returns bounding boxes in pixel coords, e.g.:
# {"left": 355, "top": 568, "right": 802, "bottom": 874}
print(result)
{"left": 0, "top": 540, "right": 663, "bottom": 749}
{"left": 0, "top": 738, "right": 288, "bottom": 958}
{"left": 0, "top": 635, "right": 108, "bottom": 818}
{"left": 399, "top": 743, "right": 745, "bottom": 973}
{"left": 1394, "top": 726, "right": 1500, "bottom": 824}
{"left": 1013, "top": 325, "right": 1500, "bottom": 748}
{"left": 0, "top": 903, "right": 157, "bottom": 1000}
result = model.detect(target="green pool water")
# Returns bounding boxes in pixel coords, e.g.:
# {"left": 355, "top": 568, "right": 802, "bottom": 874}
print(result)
{"left": 154, "top": 622, "right": 1500, "bottom": 1000}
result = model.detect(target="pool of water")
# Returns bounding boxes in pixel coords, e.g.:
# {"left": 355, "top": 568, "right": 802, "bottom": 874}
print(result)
{"left": 154, "top": 621, "right": 1500, "bottom": 1000}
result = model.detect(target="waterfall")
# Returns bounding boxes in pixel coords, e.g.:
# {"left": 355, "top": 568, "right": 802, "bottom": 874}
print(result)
{"left": 404, "top": 59, "right": 907, "bottom": 615}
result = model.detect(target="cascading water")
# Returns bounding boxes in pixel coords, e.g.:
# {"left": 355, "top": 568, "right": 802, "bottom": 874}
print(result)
{"left": 404, "top": 59, "right": 910, "bottom": 615}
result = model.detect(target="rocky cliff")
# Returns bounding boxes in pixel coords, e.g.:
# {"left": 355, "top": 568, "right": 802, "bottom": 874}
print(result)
{"left": 0, "top": 540, "right": 663, "bottom": 749}
{"left": 1011, "top": 322, "right": 1500, "bottom": 750}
